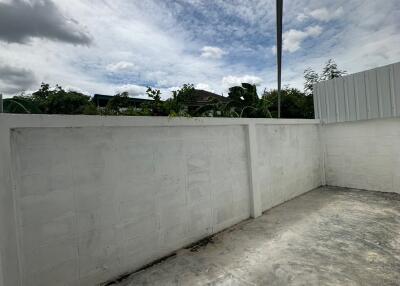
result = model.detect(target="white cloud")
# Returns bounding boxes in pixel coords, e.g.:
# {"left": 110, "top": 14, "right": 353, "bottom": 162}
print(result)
{"left": 283, "top": 25, "right": 322, "bottom": 53}
{"left": 167, "top": 86, "right": 181, "bottom": 92}
{"left": 296, "top": 13, "right": 308, "bottom": 22}
{"left": 195, "top": 83, "right": 216, "bottom": 93}
{"left": 0, "top": 1, "right": 227, "bottom": 96}
{"left": 200, "top": 46, "right": 227, "bottom": 59}
{"left": 271, "top": 45, "right": 277, "bottom": 55}
{"left": 305, "top": 26, "right": 323, "bottom": 37}
{"left": 106, "top": 61, "right": 136, "bottom": 72}
{"left": 0, "top": 0, "right": 91, "bottom": 44}
{"left": 222, "top": 75, "right": 263, "bottom": 90}
{"left": 297, "top": 7, "right": 344, "bottom": 23}
{"left": 0, "top": 0, "right": 398, "bottom": 98}
{"left": 195, "top": 83, "right": 209, "bottom": 90}
{"left": 65, "top": 86, "right": 90, "bottom": 95}
{"left": 0, "top": 65, "right": 36, "bottom": 94}
{"left": 116, "top": 84, "right": 147, "bottom": 97}
{"left": 271, "top": 26, "right": 323, "bottom": 54}
{"left": 309, "top": 7, "right": 343, "bottom": 22}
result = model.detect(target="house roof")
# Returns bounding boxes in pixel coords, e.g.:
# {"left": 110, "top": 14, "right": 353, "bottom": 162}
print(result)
{"left": 92, "top": 94, "right": 153, "bottom": 107}
{"left": 185, "top": 90, "right": 229, "bottom": 106}
{"left": 92, "top": 90, "right": 229, "bottom": 108}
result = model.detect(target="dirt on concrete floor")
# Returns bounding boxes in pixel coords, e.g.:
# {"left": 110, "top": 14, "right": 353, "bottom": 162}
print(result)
{"left": 116, "top": 186, "right": 400, "bottom": 286}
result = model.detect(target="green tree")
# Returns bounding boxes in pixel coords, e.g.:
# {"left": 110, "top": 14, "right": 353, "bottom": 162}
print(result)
{"left": 226, "top": 83, "right": 271, "bottom": 118}
{"left": 304, "top": 68, "right": 319, "bottom": 96}
{"left": 31, "top": 83, "right": 97, "bottom": 115}
{"left": 164, "top": 84, "right": 195, "bottom": 116}
{"left": 3, "top": 94, "right": 42, "bottom": 114}
{"left": 145, "top": 87, "right": 166, "bottom": 116}
{"left": 303, "top": 59, "right": 346, "bottom": 98}
{"left": 264, "top": 87, "right": 314, "bottom": 119}
{"left": 31, "top": 83, "right": 52, "bottom": 112}
{"left": 105, "top": 92, "right": 130, "bottom": 115}
{"left": 320, "top": 59, "right": 347, "bottom": 81}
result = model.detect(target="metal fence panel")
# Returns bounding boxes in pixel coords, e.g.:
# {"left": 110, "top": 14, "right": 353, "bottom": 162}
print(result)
{"left": 354, "top": 72, "right": 368, "bottom": 121}
{"left": 326, "top": 80, "right": 337, "bottom": 123}
{"left": 335, "top": 77, "right": 346, "bottom": 122}
{"left": 314, "top": 62, "right": 400, "bottom": 123}
{"left": 365, "top": 69, "right": 379, "bottom": 119}
{"left": 345, "top": 74, "right": 357, "bottom": 121}
{"left": 318, "top": 83, "right": 327, "bottom": 120}
{"left": 377, "top": 66, "right": 392, "bottom": 118}
{"left": 393, "top": 63, "right": 400, "bottom": 117}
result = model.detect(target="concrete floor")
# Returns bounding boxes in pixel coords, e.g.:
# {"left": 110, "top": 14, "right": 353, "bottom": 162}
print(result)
{"left": 116, "top": 187, "right": 400, "bottom": 286}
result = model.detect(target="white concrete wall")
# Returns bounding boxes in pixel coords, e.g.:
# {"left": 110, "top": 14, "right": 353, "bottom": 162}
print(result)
{"left": 0, "top": 255, "right": 3, "bottom": 286}
{"left": 322, "top": 118, "right": 400, "bottom": 194}
{"left": 257, "top": 124, "right": 322, "bottom": 211}
{"left": 0, "top": 114, "right": 321, "bottom": 286}
{"left": 0, "top": 119, "right": 20, "bottom": 286}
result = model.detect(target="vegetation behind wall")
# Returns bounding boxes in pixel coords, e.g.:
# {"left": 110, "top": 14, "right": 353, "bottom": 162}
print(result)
{"left": 3, "top": 59, "right": 344, "bottom": 119}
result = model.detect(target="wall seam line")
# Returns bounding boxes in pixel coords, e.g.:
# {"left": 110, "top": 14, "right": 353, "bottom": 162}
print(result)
{"left": 246, "top": 123, "right": 262, "bottom": 218}
{"left": 9, "top": 130, "right": 24, "bottom": 286}
{"left": 389, "top": 65, "right": 397, "bottom": 116}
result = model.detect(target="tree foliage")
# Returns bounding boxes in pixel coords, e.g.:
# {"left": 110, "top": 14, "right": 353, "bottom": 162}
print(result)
{"left": 165, "top": 84, "right": 195, "bottom": 116}
{"left": 225, "top": 83, "right": 271, "bottom": 118}
{"left": 146, "top": 87, "right": 164, "bottom": 115}
{"left": 3, "top": 59, "right": 346, "bottom": 118}
{"left": 3, "top": 95, "right": 42, "bottom": 114}
{"left": 304, "top": 59, "right": 347, "bottom": 95}
{"left": 31, "top": 83, "right": 97, "bottom": 114}
{"left": 2, "top": 83, "right": 308, "bottom": 118}
{"left": 3, "top": 83, "right": 97, "bottom": 115}
{"left": 321, "top": 59, "right": 347, "bottom": 81}
{"left": 264, "top": 87, "right": 314, "bottom": 119}
{"left": 105, "top": 92, "right": 130, "bottom": 115}
{"left": 304, "top": 68, "right": 319, "bottom": 96}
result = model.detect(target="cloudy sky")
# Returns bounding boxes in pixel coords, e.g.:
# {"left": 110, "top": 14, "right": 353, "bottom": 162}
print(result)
{"left": 0, "top": 0, "right": 399, "bottom": 98}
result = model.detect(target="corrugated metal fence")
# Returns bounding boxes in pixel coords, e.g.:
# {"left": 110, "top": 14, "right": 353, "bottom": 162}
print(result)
{"left": 313, "top": 62, "right": 400, "bottom": 123}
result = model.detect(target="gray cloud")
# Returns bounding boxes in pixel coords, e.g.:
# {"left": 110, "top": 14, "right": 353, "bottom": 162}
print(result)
{"left": 0, "top": 0, "right": 92, "bottom": 45}
{"left": 0, "top": 65, "right": 36, "bottom": 94}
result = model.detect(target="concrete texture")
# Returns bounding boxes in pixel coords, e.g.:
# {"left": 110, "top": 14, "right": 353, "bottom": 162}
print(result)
{"left": 0, "top": 114, "right": 321, "bottom": 286}
{"left": 10, "top": 125, "right": 251, "bottom": 286}
{"left": 322, "top": 118, "right": 400, "bottom": 194}
{"left": 2, "top": 114, "right": 399, "bottom": 286}
{"left": 257, "top": 124, "right": 322, "bottom": 211}
{"left": 117, "top": 186, "right": 400, "bottom": 286}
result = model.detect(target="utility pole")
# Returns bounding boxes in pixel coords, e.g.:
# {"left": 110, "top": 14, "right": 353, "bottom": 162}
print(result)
{"left": 0, "top": 93, "right": 3, "bottom": 113}
{"left": 276, "top": 0, "right": 283, "bottom": 118}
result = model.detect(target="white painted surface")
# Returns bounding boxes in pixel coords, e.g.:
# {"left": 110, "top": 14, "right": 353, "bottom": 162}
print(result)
{"left": 246, "top": 123, "right": 262, "bottom": 217}
{"left": 314, "top": 62, "right": 400, "bottom": 123}
{"left": 0, "top": 251, "right": 4, "bottom": 286}
{"left": 0, "top": 119, "right": 20, "bottom": 286}
{"left": 0, "top": 114, "right": 321, "bottom": 286}
{"left": 322, "top": 118, "right": 400, "bottom": 194}
{"left": 11, "top": 125, "right": 251, "bottom": 286}
{"left": 257, "top": 124, "right": 322, "bottom": 211}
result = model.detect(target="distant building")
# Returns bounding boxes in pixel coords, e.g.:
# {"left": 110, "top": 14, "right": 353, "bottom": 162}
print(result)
{"left": 184, "top": 89, "right": 229, "bottom": 109}
{"left": 92, "top": 90, "right": 229, "bottom": 115}
{"left": 92, "top": 94, "right": 153, "bottom": 108}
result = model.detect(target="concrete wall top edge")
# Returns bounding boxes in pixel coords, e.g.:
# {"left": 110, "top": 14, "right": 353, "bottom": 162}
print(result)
{"left": 321, "top": 115, "right": 400, "bottom": 126}
{"left": 2, "top": 115, "right": 322, "bottom": 286}
{"left": 0, "top": 114, "right": 320, "bottom": 128}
